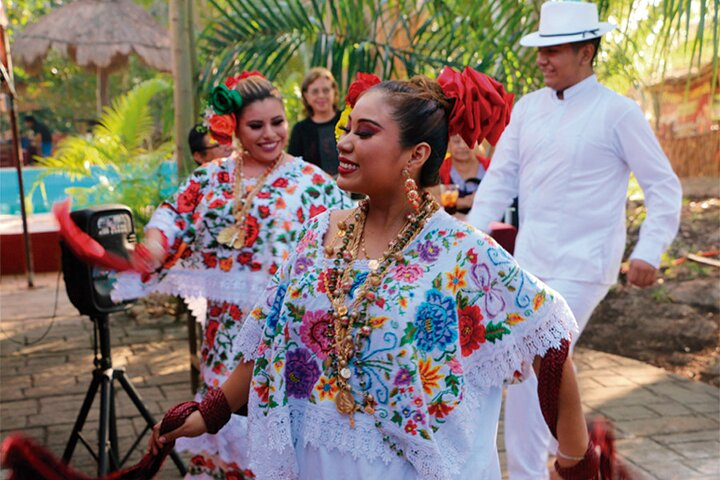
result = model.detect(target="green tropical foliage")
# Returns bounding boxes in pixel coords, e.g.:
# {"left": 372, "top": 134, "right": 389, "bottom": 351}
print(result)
{"left": 30, "top": 79, "right": 175, "bottom": 232}
{"left": 199, "top": 0, "right": 717, "bottom": 97}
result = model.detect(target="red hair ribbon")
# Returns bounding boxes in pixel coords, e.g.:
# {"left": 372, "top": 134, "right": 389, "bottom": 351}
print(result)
{"left": 345, "top": 72, "right": 382, "bottom": 107}
{"left": 224, "top": 70, "right": 266, "bottom": 89}
{"left": 437, "top": 66, "right": 514, "bottom": 148}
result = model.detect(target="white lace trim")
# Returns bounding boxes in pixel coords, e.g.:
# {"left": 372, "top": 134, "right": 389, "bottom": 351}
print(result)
{"left": 234, "top": 314, "right": 265, "bottom": 361}
{"left": 111, "top": 269, "right": 267, "bottom": 307}
{"left": 246, "top": 400, "right": 489, "bottom": 480}
{"left": 465, "top": 298, "right": 577, "bottom": 389}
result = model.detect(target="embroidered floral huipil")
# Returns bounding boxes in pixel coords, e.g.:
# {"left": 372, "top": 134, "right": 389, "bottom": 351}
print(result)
{"left": 112, "top": 156, "right": 350, "bottom": 478}
{"left": 236, "top": 210, "right": 577, "bottom": 480}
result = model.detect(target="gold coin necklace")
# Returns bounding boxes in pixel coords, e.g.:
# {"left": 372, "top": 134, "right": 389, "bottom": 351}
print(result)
{"left": 323, "top": 192, "right": 439, "bottom": 449}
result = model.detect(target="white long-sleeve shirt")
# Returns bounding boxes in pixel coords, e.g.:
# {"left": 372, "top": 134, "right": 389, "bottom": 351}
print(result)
{"left": 467, "top": 75, "right": 682, "bottom": 284}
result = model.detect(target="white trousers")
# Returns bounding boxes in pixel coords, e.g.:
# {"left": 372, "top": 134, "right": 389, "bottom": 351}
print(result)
{"left": 505, "top": 278, "right": 611, "bottom": 480}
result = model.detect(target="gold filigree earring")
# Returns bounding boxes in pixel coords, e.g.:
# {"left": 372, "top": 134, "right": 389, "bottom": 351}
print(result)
{"left": 402, "top": 167, "right": 420, "bottom": 212}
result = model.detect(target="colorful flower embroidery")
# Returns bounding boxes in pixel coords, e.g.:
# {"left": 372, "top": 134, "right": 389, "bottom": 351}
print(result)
{"left": 458, "top": 305, "right": 486, "bottom": 356}
{"left": 418, "top": 357, "right": 442, "bottom": 395}
{"left": 315, "top": 376, "right": 338, "bottom": 400}
{"left": 445, "top": 265, "right": 467, "bottom": 294}
{"left": 299, "top": 310, "right": 332, "bottom": 359}
{"left": 413, "top": 289, "right": 458, "bottom": 351}
{"left": 285, "top": 348, "right": 321, "bottom": 399}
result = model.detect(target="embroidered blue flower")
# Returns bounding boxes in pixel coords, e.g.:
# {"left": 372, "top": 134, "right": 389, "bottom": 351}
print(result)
{"left": 413, "top": 289, "right": 457, "bottom": 351}
{"left": 266, "top": 283, "right": 287, "bottom": 331}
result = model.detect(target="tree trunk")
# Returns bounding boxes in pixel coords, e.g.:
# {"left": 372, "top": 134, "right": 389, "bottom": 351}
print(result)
{"left": 170, "top": 0, "right": 196, "bottom": 180}
{"left": 96, "top": 67, "right": 109, "bottom": 116}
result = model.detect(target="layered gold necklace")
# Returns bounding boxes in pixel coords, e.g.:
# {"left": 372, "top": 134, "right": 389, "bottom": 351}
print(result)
{"left": 323, "top": 193, "right": 439, "bottom": 433}
{"left": 217, "top": 151, "right": 284, "bottom": 249}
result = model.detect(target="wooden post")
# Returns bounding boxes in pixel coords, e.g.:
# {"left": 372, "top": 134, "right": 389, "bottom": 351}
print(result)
{"left": 169, "top": 0, "right": 195, "bottom": 180}
{"left": 96, "top": 67, "right": 109, "bottom": 116}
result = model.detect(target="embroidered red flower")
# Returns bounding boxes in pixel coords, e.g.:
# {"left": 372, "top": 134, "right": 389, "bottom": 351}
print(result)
{"left": 208, "top": 114, "right": 236, "bottom": 145}
{"left": 250, "top": 261, "right": 262, "bottom": 272}
{"left": 257, "top": 191, "right": 271, "bottom": 199}
{"left": 208, "top": 199, "right": 226, "bottom": 209}
{"left": 254, "top": 381, "right": 271, "bottom": 403}
{"left": 177, "top": 181, "right": 202, "bottom": 213}
{"left": 229, "top": 304, "right": 242, "bottom": 320}
{"left": 205, "top": 320, "right": 219, "bottom": 350}
{"left": 202, "top": 251, "right": 218, "bottom": 268}
{"left": 459, "top": 305, "right": 486, "bottom": 356}
{"left": 296, "top": 207, "right": 305, "bottom": 224}
{"left": 175, "top": 219, "right": 186, "bottom": 230}
{"left": 346, "top": 72, "right": 382, "bottom": 107}
{"left": 309, "top": 205, "right": 326, "bottom": 218}
{"left": 190, "top": 455, "right": 207, "bottom": 468}
{"left": 272, "top": 177, "right": 288, "bottom": 188}
{"left": 428, "top": 401, "right": 454, "bottom": 419}
{"left": 237, "top": 251, "right": 253, "bottom": 265}
{"left": 243, "top": 214, "right": 260, "bottom": 247}
{"left": 223, "top": 190, "right": 233, "bottom": 199}
{"left": 208, "top": 304, "right": 223, "bottom": 318}
{"left": 268, "top": 263, "right": 278, "bottom": 275}
{"left": 212, "top": 363, "right": 224, "bottom": 374}
{"left": 217, "top": 171, "right": 230, "bottom": 183}
{"left": 311, "top": 173, "right": 325, "bottom": 185}
{"left": 258, "top": 205, "right": 270, "bottom": 219}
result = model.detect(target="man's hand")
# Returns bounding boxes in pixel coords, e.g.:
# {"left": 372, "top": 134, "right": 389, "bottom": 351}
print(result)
{"left": 627, "top": 259, "right": 657, "bottom": 288}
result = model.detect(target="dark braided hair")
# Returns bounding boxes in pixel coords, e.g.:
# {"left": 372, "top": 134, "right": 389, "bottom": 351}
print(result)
{"left": 370, "top": 76, "right": 455, "bottom": 187}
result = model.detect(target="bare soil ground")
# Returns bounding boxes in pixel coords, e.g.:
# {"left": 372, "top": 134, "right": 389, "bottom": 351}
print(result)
{"left": 580, "top": 179, "right": 720, "bottom": 387}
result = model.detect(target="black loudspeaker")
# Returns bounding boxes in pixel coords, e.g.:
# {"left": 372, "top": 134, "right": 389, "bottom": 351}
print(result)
{"left": 60, "top": 204, "right": 137, "bottom": 316}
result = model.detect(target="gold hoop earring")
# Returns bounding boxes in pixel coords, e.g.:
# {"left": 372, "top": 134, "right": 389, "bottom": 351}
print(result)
{"left": 403, "top": 167, "right": 420, "bottom": 212}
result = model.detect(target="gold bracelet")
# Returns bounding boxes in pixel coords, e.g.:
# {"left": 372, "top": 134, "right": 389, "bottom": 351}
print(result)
{"left": 556, "top": 448, "right": 585, "bottom": 462}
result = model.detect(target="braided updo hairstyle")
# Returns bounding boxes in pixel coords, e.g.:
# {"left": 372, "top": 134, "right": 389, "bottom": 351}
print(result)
{"left": 370, "top": 76, "right": 455, "bottom": 187}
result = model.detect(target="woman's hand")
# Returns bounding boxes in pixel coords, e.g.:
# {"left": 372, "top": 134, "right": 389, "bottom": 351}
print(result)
{"left": 148, "top": 410, "right": 206, "bottom": 455}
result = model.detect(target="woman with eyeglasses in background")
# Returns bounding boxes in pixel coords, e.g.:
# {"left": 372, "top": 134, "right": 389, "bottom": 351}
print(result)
{"left": 288, "top": 67, "right": 342, "bottom": 176}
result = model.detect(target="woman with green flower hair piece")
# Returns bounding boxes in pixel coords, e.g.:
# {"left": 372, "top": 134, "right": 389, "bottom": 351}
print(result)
{"left": 109, "top": 71, "right": 351, "bottom": 478}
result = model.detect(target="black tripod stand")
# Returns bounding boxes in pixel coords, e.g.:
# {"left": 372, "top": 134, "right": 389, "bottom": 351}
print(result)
{"left": 62, "top": 314, "right": 187, "bottom": 476}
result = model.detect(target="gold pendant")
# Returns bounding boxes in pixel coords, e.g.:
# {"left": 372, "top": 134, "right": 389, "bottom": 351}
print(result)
{"left": 335, "top": 389, "right": 356, "bottom": 415}
{"left": 217, "top": 225, "right": 238, "bottom": 247}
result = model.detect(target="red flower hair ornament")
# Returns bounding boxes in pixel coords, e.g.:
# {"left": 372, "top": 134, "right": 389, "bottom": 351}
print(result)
{"left": 437, "top": 66, "right": 514, "bottom": 147}
{"left": 206, "top": 71, "right": 267, "bottom": 145}
{"left": 335, "top": 72, "right": 382, "bottom": 141}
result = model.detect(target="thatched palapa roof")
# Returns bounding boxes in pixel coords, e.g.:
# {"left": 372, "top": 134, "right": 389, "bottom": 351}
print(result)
{"left": 13, "top": 0, "right": 171, "bottom": 74}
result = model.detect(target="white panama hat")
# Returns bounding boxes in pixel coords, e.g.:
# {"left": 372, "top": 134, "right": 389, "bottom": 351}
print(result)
{"left": 520, "top": 1, "right": 615, "bottom": 48}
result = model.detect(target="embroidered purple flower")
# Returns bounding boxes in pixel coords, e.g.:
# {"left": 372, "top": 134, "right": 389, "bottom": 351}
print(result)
{"left": 470, "top": 263, "right": 506, "bottom": 319}
{"left": 299, "top": 310, "right": 332, "bottom": 359}
{"left": 417, "top": 240, "right": 440, "bottom": 262}
{"left": 413, "top": 289, "right": 458, "bottom": 351}
{"left": 285, "top": 348, "right": 321, "bottom": 399}
{"left": 413, "top": 410, "right": 426, "bottom": 424}
{"left": 294, "top": 256, "right": 313, "bottom": 275}
{"left": 394, "top": 368, "right": 412, "bottom": 386}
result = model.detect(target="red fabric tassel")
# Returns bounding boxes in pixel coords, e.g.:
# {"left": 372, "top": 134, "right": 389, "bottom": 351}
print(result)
{"left": 1, "top": 401, "right": 196, "bottom": 480}
{"left": 538, "top": 340, "right": 632, "bottom": 479}
{"left": 53, "top": 199, "right": 134, "bottom": 272}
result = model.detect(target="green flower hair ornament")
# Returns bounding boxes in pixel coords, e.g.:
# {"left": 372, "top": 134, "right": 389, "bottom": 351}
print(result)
{"left": 210, "top": 84, "right": 243, "bottom": 115}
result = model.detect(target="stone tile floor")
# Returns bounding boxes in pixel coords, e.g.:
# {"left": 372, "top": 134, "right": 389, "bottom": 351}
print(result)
{"left": 1, "top": 273, "right": 718, "bottom": 479}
